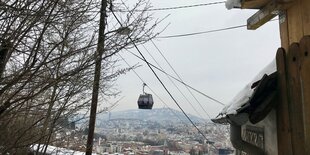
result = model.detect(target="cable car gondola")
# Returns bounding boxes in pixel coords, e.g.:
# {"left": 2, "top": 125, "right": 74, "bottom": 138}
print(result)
{"left": 137, "top": 83, "right": 154, "bottom": 109}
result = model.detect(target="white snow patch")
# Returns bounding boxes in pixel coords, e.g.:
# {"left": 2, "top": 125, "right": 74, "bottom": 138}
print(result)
{"left": 221, "top": 60, "right": 276, "bottom": 115}
{"left": 31, "top": 144, "right": 97, "bottom": 155}
{"left": 225, "top": 0, "right": 241, "bottom": 10}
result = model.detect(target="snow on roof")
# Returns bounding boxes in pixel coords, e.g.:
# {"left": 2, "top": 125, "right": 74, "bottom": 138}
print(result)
{"left": 220, "top": 60, "right": 276, "bottom": 115}
{"left": 31, "top": 144, "right": 97, "bottom": 155}
{"left": 225, "top": 0, "right": 241, "bottom": 10}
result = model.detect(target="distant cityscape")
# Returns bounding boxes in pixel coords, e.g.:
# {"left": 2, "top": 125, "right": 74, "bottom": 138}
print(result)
{"left": 45, "top": 108, "right": 234, "bottom": 155}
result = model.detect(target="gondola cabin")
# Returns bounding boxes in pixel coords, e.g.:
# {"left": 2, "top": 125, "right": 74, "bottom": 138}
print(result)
{"left": 137, "top": 83, "right": 154, "bottom": 109}
{"left": 137, "top": 93, "right": 154, "bottom": 109}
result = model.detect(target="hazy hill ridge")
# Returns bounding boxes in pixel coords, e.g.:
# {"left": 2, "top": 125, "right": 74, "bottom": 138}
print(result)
{"left": 97, "top": 108, "right": 207, "bottom": 124}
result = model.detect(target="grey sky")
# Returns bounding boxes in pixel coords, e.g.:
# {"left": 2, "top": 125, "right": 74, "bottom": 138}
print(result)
{"left": 108, "top": 0, "right": 281, "bottom": 119}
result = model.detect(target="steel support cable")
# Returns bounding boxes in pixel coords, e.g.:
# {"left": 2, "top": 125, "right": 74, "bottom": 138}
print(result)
{"left": 120, "top": 0, "right": 217, "bottom": 118}
{"left": 131, "top": 1, "right": 225, "bottom": 12}
{"left": 141, "top": 45, "right": 206, "bottom": 119}
{"left": 126, "top": 50, "right": 225, "bottom": 106}
{"left": 158, "top": 25, "right": 246, "bottom": 39}
{"left": 148, "top": 41, "right": 212, "bottom": 119}
{"left": 87, "top": 1, "right": 225, "bottom": 13}
{"left": 117, "top": 53, "right": 188, "bottom": 125}
{"left": 91, "top": 1, "right": 225, "bottom": 13}
{"left": 158, "top": 19, "right": 278, "bottom": 39}
{"left": 110, "top": 10, "right": 216, "bottom": 148}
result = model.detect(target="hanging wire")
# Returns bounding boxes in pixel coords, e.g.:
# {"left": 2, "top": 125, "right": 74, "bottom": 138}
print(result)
{"left": 158, "top": 25, "right": 247, "bottom": 38}
{"left": 131, "top": 1, "right": 225, "bottom": 12}
{"left": 146, "top": 41, "right": 212, "bottom": 119}
{"left": 110, "top": 9, "right": 216, "bottom": 148}
{"left": 141, "top": 44, "right": 207, "bottom": 119}
{"left": 86, "top": 1, "right": 225, "bottom": 13}
{"left": 118, "top": 53, "right": 188, "bottom": 125}
{"left": 126, "top": 50, "right": 225, "bottom": 106}
{"left": 157, "top": 19, "right": 279, "bottom": 39}
{"left": 118, "top": 0, "right": 224, "bottom": 111}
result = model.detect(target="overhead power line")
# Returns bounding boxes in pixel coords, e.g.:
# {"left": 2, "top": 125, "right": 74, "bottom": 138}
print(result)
{"left": 147, "top": 41, "right": 212, "bottom": 119}
{"left": 118, "top": 53, "right": 188, "bottom": 125}
{"left": 158, "top": 19, "right": 279, "bottom": 39}
{"left": 126, "top": 50, "right": 225, "bottom": 106}
{"left": 88, "top": 1, "right": 225, "bottom": 13}
{"left": 131, "top": 1, "right": 225, "bottom": 12}
{"left": 120, "top": 0, "right": 215, "bottom": 119}
{"left": 110, "top": 9, "right": 215, "bottom": 146}
{"left": 141, "top": 45, "right": 206, "bottom": 119}
{"left": 158, "top": 25, "right": 247, "bottom": 39}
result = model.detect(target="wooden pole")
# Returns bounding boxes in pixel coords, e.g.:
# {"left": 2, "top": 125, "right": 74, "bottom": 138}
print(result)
{"left": 86, "top": 0, "right": 107, "bottom": 154}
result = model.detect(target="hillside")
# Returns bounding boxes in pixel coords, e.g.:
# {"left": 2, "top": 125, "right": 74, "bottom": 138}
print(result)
{"left": 96, "top": 108, "right": 207, "bottom": 124}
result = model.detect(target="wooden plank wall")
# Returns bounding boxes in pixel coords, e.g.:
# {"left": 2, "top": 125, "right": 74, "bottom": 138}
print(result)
{"left": 276, "top": 36, "right": 310, "bottom": 155}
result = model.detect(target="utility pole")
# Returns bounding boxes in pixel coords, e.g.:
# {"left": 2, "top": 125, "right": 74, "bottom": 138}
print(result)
{"left": 86, "top": 0, "right": 107, "bottom": 154}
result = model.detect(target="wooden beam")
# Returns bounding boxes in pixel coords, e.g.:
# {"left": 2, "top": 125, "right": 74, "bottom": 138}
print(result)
{"left": 241, "top": 0, "right": 270, "bottom": 9}
{"left": 300, "top": 0, "right": 310, "bottom": 35}
{"left": 241, "top": 0, "right": 295, "bottom": 9}
{"left": 279, "top": 0, "right": 310, "bottom": 49}
{"left": 287, "top": 0, "right": 303, "bottom": 43}
{"left": 247, "top": 0, "right": 294, "bottom": 30}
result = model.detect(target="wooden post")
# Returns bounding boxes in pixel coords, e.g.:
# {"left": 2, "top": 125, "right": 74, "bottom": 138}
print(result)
{"left": 299, "top": 36, "right": 310, "bottom": 155}
{"left": 275, "top": 48, "right": 293, "bottom": 155}
{"left": 279, "top": 0, "right": 310, "bottom": 49}
{"left": 286, "top": 42, "right": 305, "bottom": 155}
{"left": 279, "top": 11, "right": 290, "bottom": 50}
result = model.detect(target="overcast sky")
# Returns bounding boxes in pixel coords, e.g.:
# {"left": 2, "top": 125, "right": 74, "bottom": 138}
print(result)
{"left": 107, "top": 0, "right": 281, "bottom": 119}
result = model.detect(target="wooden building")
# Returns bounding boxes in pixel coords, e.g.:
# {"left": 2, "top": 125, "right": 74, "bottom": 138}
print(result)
{"left": 212, "top": 0, "right": 310, "bottom": 155}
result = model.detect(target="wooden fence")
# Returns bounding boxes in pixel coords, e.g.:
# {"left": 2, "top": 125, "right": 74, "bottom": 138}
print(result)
{"left": 276, "top": 35, "right": 310, "bottom": 155}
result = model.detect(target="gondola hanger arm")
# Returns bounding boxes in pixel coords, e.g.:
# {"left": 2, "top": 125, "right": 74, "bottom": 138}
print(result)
{"left": 143, "top": 83, "right": 147, "bottom": 94}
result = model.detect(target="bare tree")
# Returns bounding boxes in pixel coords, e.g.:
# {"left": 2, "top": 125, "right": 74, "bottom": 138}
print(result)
{"left": 0, "top": 0, "right": 158, "bottom": 154}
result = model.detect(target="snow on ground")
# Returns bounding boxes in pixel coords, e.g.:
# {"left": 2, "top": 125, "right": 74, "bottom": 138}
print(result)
{"left": 31, "top": 144, "right": 97, "bottom": 155}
